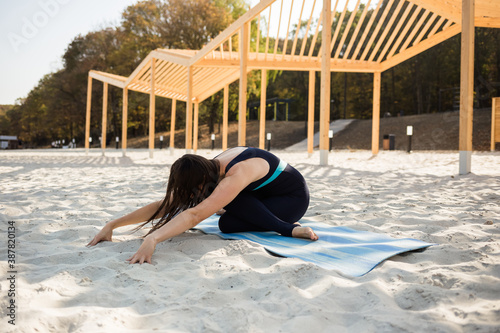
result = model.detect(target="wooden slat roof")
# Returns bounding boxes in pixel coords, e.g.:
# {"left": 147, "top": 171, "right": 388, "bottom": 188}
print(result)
{"left": 90, "top": 0, "right": 499, "bottom": 103}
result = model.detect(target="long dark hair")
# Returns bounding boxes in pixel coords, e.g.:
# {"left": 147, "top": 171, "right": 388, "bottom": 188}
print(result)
{"left": 135, "top": 154, "right": 220, "bottom": 237}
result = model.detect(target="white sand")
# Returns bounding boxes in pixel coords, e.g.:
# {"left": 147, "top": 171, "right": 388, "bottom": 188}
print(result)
{"left": 1, "top": 148, "right": 499, "bottom": 332}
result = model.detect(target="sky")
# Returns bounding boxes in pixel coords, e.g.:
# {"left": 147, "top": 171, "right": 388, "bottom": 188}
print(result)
{"left": 0, "top": 0, "right": 138, "bottom": 105}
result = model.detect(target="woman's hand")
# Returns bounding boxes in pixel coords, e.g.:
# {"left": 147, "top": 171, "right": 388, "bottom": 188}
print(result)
{"left": 126, "top": 235, "right": 157, "bottom": 265}
{"left": 87, "top": 224, "right": 113, "bottom": 247}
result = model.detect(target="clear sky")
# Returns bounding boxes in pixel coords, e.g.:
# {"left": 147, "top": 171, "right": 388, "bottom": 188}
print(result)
{"left": 0, "top": 0, "right": 138, "bottom": 105}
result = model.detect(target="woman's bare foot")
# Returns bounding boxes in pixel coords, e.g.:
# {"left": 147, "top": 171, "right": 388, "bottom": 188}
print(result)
{"left": 292, "top": 226, "right": 318, "bottom": 240}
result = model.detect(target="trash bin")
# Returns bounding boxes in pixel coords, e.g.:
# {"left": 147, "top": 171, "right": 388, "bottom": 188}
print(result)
{"left": 389, "top": 134, "right": 395, "bottom": 150}
{"left": 383, "top": 134, "right": 389, "bottom": 150}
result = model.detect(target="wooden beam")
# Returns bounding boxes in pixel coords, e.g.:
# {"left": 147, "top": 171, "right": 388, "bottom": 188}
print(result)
{"left": 156, "top": 62, "right": 180, "bottom": 87}
{"left": 190, "top": 0, "right": 275, "bottom": 66}
{"left": 122, "top": 88, "right": 128, "bottom": 155}
{"left": 290, "top": 0, "right": 306, "bottom": 57}
{"left": 101, "top": 82, "right": 108, "bottom": 155}
{"left": 413, "top": 13, "right": 440, "bottom": 47}
{"left": 344, "top": 0, "right": 371, "bottom": 60}
{"left": 459, "top": 0, "right": 474, "bottom": 175}
{"left": 89, "top": 70, "right": 126, "bottom": 89}
{"left": 260, "top": 69, "right": 267, "bottom": 149}
{"left": 193, "top": 102, "right": 199, "bottom": 152}
{"left": 169, "top": 99, "right": 176, "bottom": 155}
{"left": 149, "top": 59, "right": 156, "bottom": 158}
{"left": 195, "top": 57, "right": 382, "bottom": 72}
{"left": 223, "top": 85, "right": 229, "bottom": 151}
{"left": 273, "top": 0, "right": 284, "bottom": 60}
{"left": 85, "top": 77, "right": 92, "bottom": 152}
{"left": 427, "top": 17, "right": 448, "bottom": 41}
{"left": 154, "top": 62, "right": 175, "bottom": 86}
{"left": 152, "top": 49, "right": 190, "bottom": 67}
{"left": 389, "top": 8, "right": 430, "bottom": 60}
{"left": 407, "top": 0, "right": 460, "bottom": 22}
{"left": 372, "top": 72, "right": 381, "bottom": 155}
{"left": 381, "top": 24, "right": 461, "bottom": 71}
{"left": 281, "top": 0, "right": 295, "bottom": 59}
{"left": 196, "top": 69, "right": 240, "bottom": 103}
{"left": 308, "top": 10, "right": 323, "bottom": 58}
{"left": 308, "top": 71, "right": 315, "bottom": 155}
{"left": 320, "top": 0, "right": 331, "bottom": 165}
{"left": 476, "top": 17, "right": 500, "bottom": 28}
{"left": 151, "top": 59, "right": 169, "bottom": 85}
{"left": 352, "top": 0, "right": 383, "bottom": 60}
{"left": 124, "top": 53, "right": 154, "bottom": 87}
{"left": 299, "top": 0, "right": 316, "bottom": 58}
{"left": 361, "top": 0, "right": 394, "bottom": 61}
{"left": 239, "top": 22, "right": 249, "bottom": 146}
{"left": 330, "top": 0, "right": 350, "bottom": 54}
{"left": 186, "top": 67, "right": 193, "bottom": 151}
{"left": 364, "top": 0, "right": 397, "bottom": 62}
{"left": 255, "top": 14, "right": 261, "bottom": 53}
{"left": 377, "top": 2, "right": 416, "bottom": 63}
{"left": 334, "top": 0, "right": 361, "bottom": 59}
{"left": 265, "top": 5, "right": 272, "bottom": 57}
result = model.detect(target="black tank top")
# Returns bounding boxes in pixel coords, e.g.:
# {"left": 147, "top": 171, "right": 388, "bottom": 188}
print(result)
{"left": 225, "top": 148, "right": 283, "bottom": 192}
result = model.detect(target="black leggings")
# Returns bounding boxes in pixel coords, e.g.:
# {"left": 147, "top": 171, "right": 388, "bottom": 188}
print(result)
{"left": 218, "top": 189, "right": 309, "bottom": 237}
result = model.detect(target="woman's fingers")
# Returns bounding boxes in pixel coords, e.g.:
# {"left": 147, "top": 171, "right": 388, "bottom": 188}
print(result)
{"left": 126, "top": 254, "right": 152, "bottom": 265}
{"left": 86, "top": 237, "right": 98, "bottom": 247}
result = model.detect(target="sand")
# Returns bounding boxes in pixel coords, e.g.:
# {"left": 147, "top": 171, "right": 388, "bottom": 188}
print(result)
{"left": 0, "top": 148, "right": 499, "bottom": 332}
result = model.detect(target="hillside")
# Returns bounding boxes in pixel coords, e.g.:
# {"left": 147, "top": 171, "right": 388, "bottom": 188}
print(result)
{"left": 331, "top": 108, "right": 492, "bottom": 151}
{"left": 127, "top": 120, "right": 319, "bottom": 150}
{"left": 126, "top": 108, "right": 494, "bottom": 151}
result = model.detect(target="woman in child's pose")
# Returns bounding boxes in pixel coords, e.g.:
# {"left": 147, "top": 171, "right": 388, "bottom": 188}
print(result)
{"left": 87, "top": 147, "right": 317, "bottom": 264}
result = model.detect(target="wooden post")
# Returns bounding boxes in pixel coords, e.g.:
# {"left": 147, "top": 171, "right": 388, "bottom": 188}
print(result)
{"left": 319, "top": 0, "right": 332, "bottom": 165}
{"left": 101, "top": 82, "right": 108, "bottom": 156}
{"left": 149, "top": 59, "right": 156, "bottom": 158}
{"left": 193, "top": 102, "right": 199, "bottom": 153}
{"left": 122, "top": 87, "right": 128, "bottom": 156}
{"left": 459, "top": 0, "right": 474, "bottom": 174}
{"left": 259, "top": 69, "right": 267, "bottom": 149}
{"left": 223, "top": 85, "right": 229, "bottom": 151}
{"left": 170, "top": 99, "right": 176, "bottom": 155}
{"left": 492, "top": 97, "right": 500, "bottom": 151}
{"left": 492, "top": 98, "right": 496, "bottom": 151}
{"left": 186, "top": 67, "right": 193, "bottom": 153}
{"left": 308, "top": 71, "right": 315, "bottom": 156}
{"left": 372, "top": 72, "right": 381, "bottom": 155}
{"left": 239, "top": 22, "right": 249, "bottom": 146}
{"left": 85, "top": 77, "right": 92, "bottom": 154}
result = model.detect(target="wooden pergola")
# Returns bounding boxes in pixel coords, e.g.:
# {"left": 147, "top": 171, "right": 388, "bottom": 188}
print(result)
{"left": 85, "top": 0, "right": 500, "bottom": 174}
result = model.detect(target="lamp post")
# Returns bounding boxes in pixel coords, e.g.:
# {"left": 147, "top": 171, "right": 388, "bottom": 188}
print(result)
{"left": 211, "top": 134, "right": 215, "bottom": 150}
{"left": 407, "top": 125, "right": 413, "bottom": 153}
{"left": 116, "top": 136, "right": 119, "bottom": 149}
{"left": 89, "top": 137, "right": 92, "bottom": 148}
{"left": 266, "top": 133, "right": 272, "bottom": 151}
{"left": 329, "top": 129, "right": 334, "bottom": 152}
{"left": 160, "top": 136, "right": 163, "bottom": 150}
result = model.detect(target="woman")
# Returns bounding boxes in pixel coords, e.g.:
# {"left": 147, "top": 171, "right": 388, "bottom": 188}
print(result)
{"left": 87, "top": 147, "right": 317, "bottom": 264}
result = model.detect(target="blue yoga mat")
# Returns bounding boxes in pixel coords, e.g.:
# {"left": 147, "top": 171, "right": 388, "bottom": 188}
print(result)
{"left": 194, "top": 215, "right": 434, "bottom": 277}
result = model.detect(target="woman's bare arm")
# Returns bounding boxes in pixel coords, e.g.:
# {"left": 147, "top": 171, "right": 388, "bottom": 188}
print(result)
{"left": 107, "top": 200, "right": 163, "bottom": 230}
{"left": 87, "top": 200, "right": 165, "bottom": 247}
